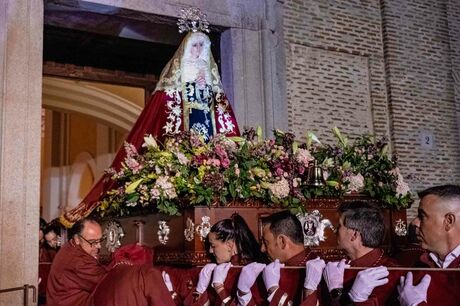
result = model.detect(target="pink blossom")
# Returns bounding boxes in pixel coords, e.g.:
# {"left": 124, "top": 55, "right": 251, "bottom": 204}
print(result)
{"left": 221, "top": 158, "right": 230, "bottom": 169}
{"left": 126, "top": 158, "right": 142, "bottom": 174}
{"left": 275, "top": 168, "right": 284, "bottom": 177}
{"left": 214, "top": 144, "right": 228, "bottom": 160}
{"left": 175, "top": 151, "right": 190, "bottom": 165}
{"left": 150, "top": 188, "right": 161, "bottom": 199}
{"left": 296, "top": 148, "right": 314, "bottom": 167}
{"left": 124, "top": 142, "right": 138, "bottom": 158}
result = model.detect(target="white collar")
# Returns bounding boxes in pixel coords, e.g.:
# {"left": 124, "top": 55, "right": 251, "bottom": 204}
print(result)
{"left": 429, "top": 244, "right": 460, "bottom": 268}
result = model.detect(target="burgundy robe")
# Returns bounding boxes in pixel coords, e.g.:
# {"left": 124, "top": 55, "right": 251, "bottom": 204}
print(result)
{"left": 339, "top": 248, "right": 401, "bottom": 306}
{"left": 92, "top": 264, "right": 176, "bottom": 306}
{"left": 271, "top": 248, "right": 317, "bottom": 306}
{"left": 414, "top": 251, "right": 460, "bottom": 306}
{"left": 61, "top": 89, "right": 240, "bottom": 227}
{"left": 46, "top": 242, "right": 108, "bottom": 306}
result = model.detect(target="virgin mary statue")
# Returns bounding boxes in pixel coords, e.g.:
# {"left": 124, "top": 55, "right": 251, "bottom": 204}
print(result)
{"left": 60, "top": 13, "right": 240, "bottom": 227}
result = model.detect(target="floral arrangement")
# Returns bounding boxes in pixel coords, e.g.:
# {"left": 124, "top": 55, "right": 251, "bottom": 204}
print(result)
{"left": 96, "top": 127, "right": 413, "bottom": 217}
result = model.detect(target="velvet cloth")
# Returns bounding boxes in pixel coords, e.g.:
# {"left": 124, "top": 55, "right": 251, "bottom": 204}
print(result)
{"left": 46, "top": 242, "right": 108, "bottom": 306}
{"left": 60, "top": 32, "right": 241, "bottom": 228}
{"left": 92, "top": 264, "right": 176, "bottom": 306}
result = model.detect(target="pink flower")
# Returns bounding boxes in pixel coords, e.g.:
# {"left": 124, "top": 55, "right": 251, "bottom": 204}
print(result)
{"left": 221, "top": 158, "right": 230, "bottom": 169}
{"left": 126, "top": 158, "right": 142, "bottom": 174}
{"left": 275, "top": 168, "right": 284, "bottom": 177}
{"left": 124, "top": 142, "right": 138, "bottom": 158}
{"left": 296, "top": 148, "right": 314, "bottom": 167}
{"left": 344, "top": 173, "right": 365, "bottom": 193}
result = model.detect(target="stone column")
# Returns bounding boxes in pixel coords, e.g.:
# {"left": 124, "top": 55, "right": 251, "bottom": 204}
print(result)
{"left": 0, "top": 1, "right": 43, "bottom": 305}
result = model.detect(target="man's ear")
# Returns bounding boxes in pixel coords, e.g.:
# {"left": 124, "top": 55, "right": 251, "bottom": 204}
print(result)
{"left": 278, "top": 234, "right": 288, "bottom": 249}
{"left": 444, "top": 213, "right": 456, "bottom": 231}
{"left": 350, "top": 229, "right": 360, "bottom": 242}
{"left": 73, "top": 236, "right": 80, "bottom": 245}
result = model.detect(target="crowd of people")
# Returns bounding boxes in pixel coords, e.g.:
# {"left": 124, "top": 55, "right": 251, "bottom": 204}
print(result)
{"left": 42, "top": 184, "right": 460, "bottom": 306}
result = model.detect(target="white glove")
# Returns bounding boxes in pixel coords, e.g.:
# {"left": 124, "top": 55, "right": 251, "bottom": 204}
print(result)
{"left": 398, "top": 272, "right": 431, "bottom": 306}
{"left": 323, "top": 259, "right": 348, "bottom": 291}
{"left": 162, "top": 271, "right": 174, "bottom": 292}
{"left": 212, "top": 262, "right": 232, "bottom": 286}
{"left": 196, "top": 263, "right": 217, "bottom": 294}
{"left": 304, "top": 257, "right": 326, "bottom": 290}
{"left": 238, "top": 262, "right": 266, "bottom": 293}
{"left": 263, "top": 259, "right": 285, "bottom": 290}
{"left": 348, "top": 266, "right": 389, "bottom": 302}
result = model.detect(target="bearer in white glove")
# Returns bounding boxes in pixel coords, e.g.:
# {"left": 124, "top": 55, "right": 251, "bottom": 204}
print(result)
{"left": 348, "top": 266, "right": 389, "bottom": 303}
{"left": 237, "top": 262, "right": 266, "bottom": 305}
{"left": 398, "top": 272, "right": 431, "bottom": 306}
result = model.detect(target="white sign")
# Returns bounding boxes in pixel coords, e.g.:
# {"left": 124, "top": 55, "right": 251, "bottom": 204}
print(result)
{"left": 420, "top": 130, "right": 434, "bottom": 149}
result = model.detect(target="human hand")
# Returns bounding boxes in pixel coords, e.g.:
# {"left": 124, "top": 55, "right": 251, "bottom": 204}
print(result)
{"left": 397, "top": 272, "right": 431, "bottom": 306}
{"left": 304, "top": 257, "right": 326, "bottom": 290}
{"left": 323, "top": 259, "right": 349, "bottom": 291}
{"left": 196, "top": 69, "right": 206, "bottom": 88}
{"left": 162, "top": 271, "right": 174, "bottom": 292}
{"left": 196, "top": 263, "right": 217, "bottom": 294}
{"left": 348, "top": 266, "right": 389, "bottom": 302}
{"left": 212, "top": 262, "right": 232, "bottom": 286}
{"left": 263, "top": 259, "right": 285, "bottom": 290}
{"left": 237, "top": 262, "right": 266, "bottom": 293}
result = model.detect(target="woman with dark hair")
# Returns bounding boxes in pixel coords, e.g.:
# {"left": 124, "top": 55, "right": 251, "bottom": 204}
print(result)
{"left": 176, "top": 214, "right": 267, "bottom": 306}
{"left": 208, "top": 213, "right": 266, "bottom": 264}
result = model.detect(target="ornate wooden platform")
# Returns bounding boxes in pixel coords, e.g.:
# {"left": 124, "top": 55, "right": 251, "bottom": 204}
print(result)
{"left": 100, "top": 197, "right": 408, "bottom": 265}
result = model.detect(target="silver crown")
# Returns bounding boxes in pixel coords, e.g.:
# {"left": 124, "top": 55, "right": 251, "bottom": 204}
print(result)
{"left": 177, "top": 7, "right": 210, "bottom": 33}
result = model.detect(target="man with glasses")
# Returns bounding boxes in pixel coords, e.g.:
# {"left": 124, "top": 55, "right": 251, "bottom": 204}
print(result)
{"left": 47, "top": 218, "right": 108, "bottom": 306}
{"left": 323, "top": 201, "right": 400, "bottom": 306}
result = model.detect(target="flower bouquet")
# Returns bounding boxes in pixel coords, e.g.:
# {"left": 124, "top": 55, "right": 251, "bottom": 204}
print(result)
{"left": 96, "top": 127, "right": 413, "bottom": 217}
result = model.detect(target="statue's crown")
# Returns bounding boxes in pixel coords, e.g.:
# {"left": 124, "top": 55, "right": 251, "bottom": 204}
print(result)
{"left": 177, "top": 7, "right": 210, "bottom": 33}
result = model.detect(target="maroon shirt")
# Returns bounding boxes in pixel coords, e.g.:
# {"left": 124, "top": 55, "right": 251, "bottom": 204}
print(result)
{"left": 46, "top": 242, "right": 108, "bottom": 306}
{"left": 272, "top": 248, "right": 317, "bottom": 306}
{"left": 341, "top": 248, "right": 401, "bottom": 306}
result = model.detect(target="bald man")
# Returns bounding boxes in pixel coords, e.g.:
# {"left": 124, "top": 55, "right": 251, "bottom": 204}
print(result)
{"left": 47, "top": 218, "right": 108, "bottom": 306}
{"left": 398, "top": 185, "right": 460, "bottom": 306}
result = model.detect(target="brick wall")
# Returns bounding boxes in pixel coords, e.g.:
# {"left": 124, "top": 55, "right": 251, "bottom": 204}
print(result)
{"left": 284, "top": 0, "right": 389, "bottom": 143}
{"left": 381, "top": 0, "right": 460, "bottom": 218}
{"left": 283, "top": 0, "right": 460, "bottom": 219}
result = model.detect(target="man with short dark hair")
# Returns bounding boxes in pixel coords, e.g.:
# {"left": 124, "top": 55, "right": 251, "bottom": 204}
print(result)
{"left": 47, "top": 218, "right": 107, "bottom": 306}
{"left": 323, "top": 201, "right": 399, "bottom": 306}
{"left": 397, "top": 185, "right": 460, "bottom": 306}
{"left": 236, "top": 210, "right": 320, "bottom": 306}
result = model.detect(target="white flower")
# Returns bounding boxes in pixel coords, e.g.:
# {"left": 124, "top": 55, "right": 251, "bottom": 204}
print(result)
{"left": 155, "top": 176, "right": 177, "bottom": 199}
{"left": 344, "top": 173, "right": 365, "bottom": 193}
{"left": 268, "top": 178, "right": 290, "bottom": 199}
{"left": 142, "top": 134, "right": 158, "bottom": 149}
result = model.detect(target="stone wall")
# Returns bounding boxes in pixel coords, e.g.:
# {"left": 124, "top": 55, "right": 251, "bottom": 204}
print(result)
{"left": 283, "top": 0, "right": 460, "bottom": 218}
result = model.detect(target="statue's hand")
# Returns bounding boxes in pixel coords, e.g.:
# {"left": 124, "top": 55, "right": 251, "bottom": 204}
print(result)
{"left": 196, "top": 69, "right": 206, "bottom": 89}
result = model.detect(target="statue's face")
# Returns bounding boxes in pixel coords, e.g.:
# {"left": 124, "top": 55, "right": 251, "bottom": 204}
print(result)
{"left": 190, "top": 40, "right": 204, "bottom": 59}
